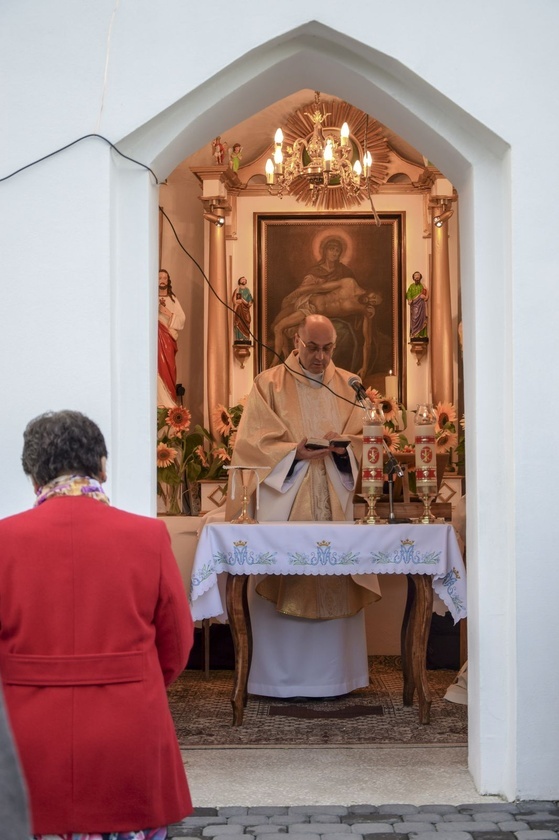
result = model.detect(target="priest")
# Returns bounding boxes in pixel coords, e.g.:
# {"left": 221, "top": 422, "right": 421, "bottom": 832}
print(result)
{"left": 227, "top": 314, "right": 381, "bottom": 698}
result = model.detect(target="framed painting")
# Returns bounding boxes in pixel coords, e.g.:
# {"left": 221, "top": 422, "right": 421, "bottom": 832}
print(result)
{"left": 255, "top": 212, "right": 406, "bottom": 399}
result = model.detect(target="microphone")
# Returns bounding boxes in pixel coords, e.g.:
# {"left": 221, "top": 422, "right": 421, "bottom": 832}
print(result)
{"left": 347, "top": 375, "right": 370, "bottom": 405}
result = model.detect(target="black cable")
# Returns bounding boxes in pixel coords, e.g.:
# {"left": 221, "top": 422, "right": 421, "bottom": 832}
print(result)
{"left": 0, "top": 133, "right": 160, "bottom": 185}
{"left": 158, "top": 206, "right": 359, "bottom": 409}
{"left": 0, "top": 130, "right": 362, "bottom": 411}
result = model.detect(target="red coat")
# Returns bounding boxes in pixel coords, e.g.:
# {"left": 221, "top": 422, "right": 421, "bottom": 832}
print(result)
{"left": 0, "top": 496, "right": 194, "bottom": 835}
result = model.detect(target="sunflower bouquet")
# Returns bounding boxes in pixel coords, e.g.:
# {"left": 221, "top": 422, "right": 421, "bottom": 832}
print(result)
{"left": 362, "top": 390, "right": 463, "bottom": 458}
{"left": 360, "top": 391, "right": 464, "bottom": 497}
{"left": 364, "top": 388, "right": 410, "bottom": 453}
{"left": 156, "top": 401, "right": 245, "bottom": 514}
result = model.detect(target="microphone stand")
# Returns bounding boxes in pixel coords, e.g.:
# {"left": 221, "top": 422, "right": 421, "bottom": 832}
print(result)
{"left": 382, "top": 442, "right": 410, "bottom": 524}
{"left": 384, "top": 447, "right": 403, "bottom": 522}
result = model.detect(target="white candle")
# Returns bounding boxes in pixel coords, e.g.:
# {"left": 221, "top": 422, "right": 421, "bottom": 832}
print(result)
{"left": 362, "top": 423, "right": 384, "bottom": 492}
{"left": 384, "top": 371, "right": 397, "bottom": 399}
{"left": 414, "top": 422, "right": 437, "bottom": 493}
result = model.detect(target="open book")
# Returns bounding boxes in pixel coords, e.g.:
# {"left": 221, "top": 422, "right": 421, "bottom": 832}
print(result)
{"left": 305, "top": 437, "right": 350, "bottom": 450}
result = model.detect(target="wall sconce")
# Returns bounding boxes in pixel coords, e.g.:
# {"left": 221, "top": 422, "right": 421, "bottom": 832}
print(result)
{"left": 232, "top": 342, "right": 252, "bottom": 369}
{"left": 433, "top": 209, "right": 454, "bottom": 227}
{"left": 203, "top": 212, "right": 225, "bottom": 227}
{"left": 409, "top": 337, "right": 429, "bottom": 366}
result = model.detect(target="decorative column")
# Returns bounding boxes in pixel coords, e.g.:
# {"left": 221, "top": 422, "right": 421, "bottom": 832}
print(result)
{"left": 201, "top": 195, "right": 231, "bottom": 441}
{"left": 430, "top": 197, "right": 455, "bottom": 405}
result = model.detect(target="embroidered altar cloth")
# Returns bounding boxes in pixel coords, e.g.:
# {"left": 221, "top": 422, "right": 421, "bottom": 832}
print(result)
{"left": 190, "top": 522, "right": 466, "bottom": 623}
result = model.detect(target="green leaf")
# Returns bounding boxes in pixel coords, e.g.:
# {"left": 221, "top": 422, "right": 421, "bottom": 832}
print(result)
{"left": 206, "top": 458, "right": 226, "bottom": 479}
{"left": 157, "top": 465, "right": 182, "bottom": 486}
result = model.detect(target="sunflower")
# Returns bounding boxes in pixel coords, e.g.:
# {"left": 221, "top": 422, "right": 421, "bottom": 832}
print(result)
{"left": 228, "top": 429, "right": 238, "bottom": 451}
{"left": 166, "top": 406, "right": 191, "bottom": 433}
{"left": 212, "top": 446, "right": 231, "bottom": 464}
{"left": 211, "top": 404, "right": 232, "bottom": 436}
{"left": 156, "top": 443, "right": 178, "bottom": 468}
{"left": 382, "top": 428, "right": 400, "bottom": 452}
{"left": 194, "top": 445, "right": 208, "bottom": 467}
{"left": 436, "top": 429, "right": 459, "bottom": 452}
{"left": 365, "top": 387, "right": 382, "bottom": 403}
{"left": 434, "top": 401, "right": 457, "bottom": 430}
{"left": 379, "top": 396, "right": 399, "bottom": 422}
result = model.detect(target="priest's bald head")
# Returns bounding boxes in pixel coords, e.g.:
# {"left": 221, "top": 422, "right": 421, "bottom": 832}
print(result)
{"left": 293, "top": 315, "right": 337, "bottom": 375}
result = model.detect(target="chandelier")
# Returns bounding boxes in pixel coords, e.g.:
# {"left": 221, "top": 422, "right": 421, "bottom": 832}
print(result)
{"left": 264, "top": 92, "right": 389, "bottom": 212}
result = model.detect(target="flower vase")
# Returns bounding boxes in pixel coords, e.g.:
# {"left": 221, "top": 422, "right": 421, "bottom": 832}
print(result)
{"left": 165, "top": 482, "right": 184, "bottom": 516}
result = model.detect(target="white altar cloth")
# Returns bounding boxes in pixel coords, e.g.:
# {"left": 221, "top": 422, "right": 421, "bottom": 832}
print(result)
{"left": 190, "top": 521, "right": 466, "bottom": 623}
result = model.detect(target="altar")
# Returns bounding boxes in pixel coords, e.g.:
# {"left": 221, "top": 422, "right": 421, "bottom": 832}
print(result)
{"left": 190, "top": 521, "right": 466, "bottom": 726}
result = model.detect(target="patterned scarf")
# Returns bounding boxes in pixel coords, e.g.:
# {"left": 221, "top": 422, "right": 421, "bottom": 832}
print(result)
{"left": 34, "top": 474, "right": 110, "bottom": 507}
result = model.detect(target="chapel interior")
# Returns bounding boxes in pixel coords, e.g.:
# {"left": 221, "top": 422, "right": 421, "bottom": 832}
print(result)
{"left": 158, "top": 88, "right": 464, "bottom": 661}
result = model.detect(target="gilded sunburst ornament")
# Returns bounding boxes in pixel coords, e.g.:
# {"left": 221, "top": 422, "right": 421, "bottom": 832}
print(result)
{"left": 278, "top": 95, "right": 391, "bottom": 210}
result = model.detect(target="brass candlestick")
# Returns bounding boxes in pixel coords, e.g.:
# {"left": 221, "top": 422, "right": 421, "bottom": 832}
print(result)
{"left": 362, "top": 485, "right": 384, "bottom": 524}
{"left": 227, "top": 466, "right": 258, "bottom": 524}
{"left": 418, "top": 485, "right": 437, "bottom": 524}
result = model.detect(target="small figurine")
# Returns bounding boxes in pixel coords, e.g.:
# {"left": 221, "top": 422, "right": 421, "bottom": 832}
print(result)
{"left": 228, "top": 142, "right": 243, "bottom": 172}
{"left": 232, "top": 276, "right": 253, "bottom": 344}
{"left": 212, "top": 136, "right": 226, "bottom": 165}
{"left": 406, "top": 270, "right": 429, "bottom": 340}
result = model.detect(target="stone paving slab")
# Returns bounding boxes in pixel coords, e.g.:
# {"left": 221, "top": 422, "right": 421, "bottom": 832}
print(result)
{"left": 169, "top": 805, "right": 559, "bottom": 840}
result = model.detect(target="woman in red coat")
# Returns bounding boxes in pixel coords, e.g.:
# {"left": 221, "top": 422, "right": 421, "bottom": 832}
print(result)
{"left": 0, "top": 410, "right": 194, "bottom": 838}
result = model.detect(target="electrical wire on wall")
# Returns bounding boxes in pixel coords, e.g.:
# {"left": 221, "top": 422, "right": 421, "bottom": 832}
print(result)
{"left": 1, "top": 132, "right": 361, "bottom": 407}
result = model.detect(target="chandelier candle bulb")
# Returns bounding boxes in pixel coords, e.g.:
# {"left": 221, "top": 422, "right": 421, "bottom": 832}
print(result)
{"left": 265, "top": 159, "right": 274, "bottom": 184}
{"left": 273, "top": 147, "right": 283, "bottom": 174}
{"left": 324, "top": 141, "right": 333, "bottom": 172}
{"left": 340, "top": 122, "right": 350, "bottom": 146}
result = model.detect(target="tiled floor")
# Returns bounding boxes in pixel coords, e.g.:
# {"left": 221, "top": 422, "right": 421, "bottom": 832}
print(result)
{"left": 169, "top": 801, "right": 559, "bottom": 840}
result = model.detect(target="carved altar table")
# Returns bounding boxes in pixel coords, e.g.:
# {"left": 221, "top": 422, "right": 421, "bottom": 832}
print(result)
{"left": 190, "top": 521, "right": 466, "bottom": 726}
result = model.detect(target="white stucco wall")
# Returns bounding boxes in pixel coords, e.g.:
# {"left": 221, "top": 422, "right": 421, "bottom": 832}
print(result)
{"left": 1, "top": 0, "right": 558, "bottom": 802}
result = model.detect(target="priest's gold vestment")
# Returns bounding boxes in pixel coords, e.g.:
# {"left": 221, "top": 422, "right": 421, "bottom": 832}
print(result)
{"left": 227, "top": 351, "right": 381, "bottom": 619}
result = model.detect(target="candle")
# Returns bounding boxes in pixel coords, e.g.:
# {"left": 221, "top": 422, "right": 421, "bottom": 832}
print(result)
{"left": 384, "top": 370, "right": 397, "bottom": 399}
{"left": 265, "top": 159, "right": 274, "bottom": 185}
{"left": 362, "top": 423, "right": 384, "bottom": 493}
{"left": 414, "top": 405, "right": 437, "bottom": 495}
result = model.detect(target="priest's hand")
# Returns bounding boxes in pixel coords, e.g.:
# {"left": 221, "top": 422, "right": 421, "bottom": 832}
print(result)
{"left": 296, "top": 438, "right": 331, "bottom": 461}
{"left": 323, "top": 431, "right": 351, "bottom": 456}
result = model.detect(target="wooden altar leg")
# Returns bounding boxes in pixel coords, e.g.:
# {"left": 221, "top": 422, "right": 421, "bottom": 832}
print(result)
{"left": 225, "top": 573, "right": 252, "bottom": 726}
{"left": 400, "top": 575, "right": 434, "bottom": 723}
{"left": 410, "top": 574, "right": 434, "bottom": 725}
{"left": 401, "top": 576, "right": 416, "bottom": 707}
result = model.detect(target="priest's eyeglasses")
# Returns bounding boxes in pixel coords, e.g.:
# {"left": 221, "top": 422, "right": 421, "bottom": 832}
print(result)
{"left": 297, "top": 336, "right": 336, "bottom": 355}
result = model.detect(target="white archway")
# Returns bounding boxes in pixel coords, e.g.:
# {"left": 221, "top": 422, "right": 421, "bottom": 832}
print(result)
{"left": 113, "top": 22, "right": 514, "bottom": 798}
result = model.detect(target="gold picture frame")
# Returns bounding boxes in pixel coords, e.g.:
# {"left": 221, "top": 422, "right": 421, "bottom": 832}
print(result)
{"left": 255, "top": 212, "right": 406, "bottom": 398}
